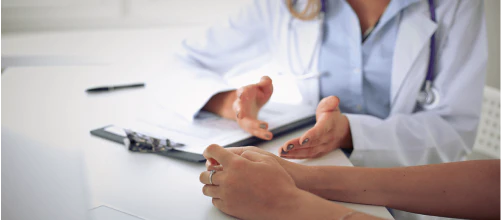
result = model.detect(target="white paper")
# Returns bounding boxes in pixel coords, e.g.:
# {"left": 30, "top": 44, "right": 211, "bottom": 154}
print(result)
{"left": 106, "top": 102, "right": 314, "bottom": 154}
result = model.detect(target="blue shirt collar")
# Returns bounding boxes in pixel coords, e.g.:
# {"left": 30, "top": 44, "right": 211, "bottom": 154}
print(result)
{"left": 379, "top": 0, "right": 420, "bottom": 27}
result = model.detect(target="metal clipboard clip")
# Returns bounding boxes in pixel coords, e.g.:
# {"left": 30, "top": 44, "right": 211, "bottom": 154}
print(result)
{"left": 123, "top": 129, "right": 184, "bottom": 153}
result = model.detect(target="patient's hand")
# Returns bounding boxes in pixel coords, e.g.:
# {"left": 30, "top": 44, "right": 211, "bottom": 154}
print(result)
{"left": 200, "top": 144, "right": 300, "bottom": 220}
{"left": 279, "top": 96, "right": 352, "bottom": 159}
{"left": 206, "top": 146, "right": 285, "bottom": 170}
{"left": 205, "top": 146, "right": 311, "bottom": 190}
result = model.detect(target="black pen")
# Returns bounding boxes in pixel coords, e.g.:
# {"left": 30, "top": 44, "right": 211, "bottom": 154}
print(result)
{"left": 86, "top": 83, "right": 145, "bottom": 93}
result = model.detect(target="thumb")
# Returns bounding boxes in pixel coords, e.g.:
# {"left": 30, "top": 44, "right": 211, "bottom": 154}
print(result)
{"left": 257, "top": 76, "right": 273, "bottom": 96}
{"left": 203, "top": 144, "right": 237, "bottom": 166}
{"left": 240, "top": 150, "right": 267, "bottom": 162}
{"left": 316, "top": 96, "right": 340, "bottom": 116}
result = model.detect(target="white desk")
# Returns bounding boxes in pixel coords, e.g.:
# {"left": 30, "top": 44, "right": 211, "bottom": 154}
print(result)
{"left": 2, "top": 65, "right": 393, "bottom": 219}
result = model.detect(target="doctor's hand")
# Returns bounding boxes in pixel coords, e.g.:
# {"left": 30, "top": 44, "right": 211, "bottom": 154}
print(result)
{"left": 203, "top": 76, "right": 274, "bottom": 140}
{"left": 200, "top": 144, "right": 301, "bottom": 220}
{"left": 279, "top": 96, "right": 352, "bottom": 159}
{"left": 233, "top": 76, "right": 274, "bottom": 140}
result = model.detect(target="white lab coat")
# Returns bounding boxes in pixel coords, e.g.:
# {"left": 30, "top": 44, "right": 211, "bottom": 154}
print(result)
{"left": 163, "top": 0, "right": 487, "bottom": 168}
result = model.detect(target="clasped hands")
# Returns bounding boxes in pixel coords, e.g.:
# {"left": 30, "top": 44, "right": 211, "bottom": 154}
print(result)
{"left": 199, "top": 145, "right": 361, "bottom": 220}
{"left": 199, "top": 145, "right": 300, "bottom": 219}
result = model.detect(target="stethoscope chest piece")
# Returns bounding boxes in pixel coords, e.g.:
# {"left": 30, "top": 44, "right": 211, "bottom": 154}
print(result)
{"left": 417, "top": 86, "right": 440, "bottom": 110}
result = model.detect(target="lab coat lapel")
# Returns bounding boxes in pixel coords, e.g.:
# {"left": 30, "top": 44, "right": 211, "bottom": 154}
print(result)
{"left": 391, "top": 6, "right": 437, "bottom": 110}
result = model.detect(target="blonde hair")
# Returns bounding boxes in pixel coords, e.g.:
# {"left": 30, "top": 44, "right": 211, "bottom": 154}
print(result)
{"left": 285, "top": 0, "right": 322, "bottom": 21}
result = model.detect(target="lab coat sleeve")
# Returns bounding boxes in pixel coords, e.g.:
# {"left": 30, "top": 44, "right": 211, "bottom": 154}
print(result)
{"left": 347, "top": 0, "right": 488, "bottom": 167}
{"left": 159, "top": 0, "right": 272, "bottom": 121}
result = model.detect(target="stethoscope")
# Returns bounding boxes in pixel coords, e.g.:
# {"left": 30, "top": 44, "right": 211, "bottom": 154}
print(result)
{"left": 416, "top": 0, "right": 439, "bottom": 109}
{"left": 286, "top": 0, "right": 439, "bottom": 109}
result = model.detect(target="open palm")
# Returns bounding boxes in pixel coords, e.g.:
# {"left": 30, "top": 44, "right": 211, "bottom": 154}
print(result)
{"left": 233, "top": 76, "right": 274, "bottom": 140}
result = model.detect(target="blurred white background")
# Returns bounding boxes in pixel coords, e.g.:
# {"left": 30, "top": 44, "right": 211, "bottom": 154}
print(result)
{"left": 1, "top": 0, "right": 249, "bottom": 31}
{"left": 484, "top": 0, "right": 500, "bottom": 89}
{"left": 1, "top": 0, "right": 499, "bottom": 88}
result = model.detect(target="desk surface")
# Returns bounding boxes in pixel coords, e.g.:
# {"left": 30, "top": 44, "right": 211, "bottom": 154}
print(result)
{"left": 2, "top": 65, "right": 392, "bottom": 220}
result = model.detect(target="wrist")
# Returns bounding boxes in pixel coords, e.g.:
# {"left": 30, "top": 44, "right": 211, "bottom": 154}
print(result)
{"left": 281, "top": 161, "right": 314, "bottom": 191}
{"left": 291, "top": 165, "right": 350, "bottom": 201}
{"left": 268, "top": 186, "right": 305, "bottom": 220}
{"left": 220, "top": 90, "right": 237, "bottom": 119}
{"left": 340, "top": 114, "right": 353, "bottom": 149}
{"left": 281, "top": 189, "right": 356, "bottom": 220}
{"left": 202, "top": 90, "right": 237, "bottom": 119}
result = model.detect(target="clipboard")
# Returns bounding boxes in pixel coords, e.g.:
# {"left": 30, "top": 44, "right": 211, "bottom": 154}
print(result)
{"left": 90, "top": 115, "right": 315, "bottom": 162}
{"left": 91, "top": 126, "right": 207, "bottom": 162}
{"left": 90, "top": 103, "right": 316, "bottom": 162}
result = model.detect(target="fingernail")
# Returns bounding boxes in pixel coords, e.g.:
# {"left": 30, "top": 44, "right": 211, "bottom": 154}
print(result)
{"left": 287, "top": 144, "right": 294, "bottom": 151}
{"left": 265, "top": 134, "right": 271, "bottom": 139}
{"left": 302, "top": 138, "right": 309, "bottom": 145}
{"left": 259, "top": 123, "right": 267, "bottom": 129}
{"left": 281, "top": 149, "right": 288, "bottom": 155}
{"left": 236, "top": 111, "right": 240, "bottom": 119}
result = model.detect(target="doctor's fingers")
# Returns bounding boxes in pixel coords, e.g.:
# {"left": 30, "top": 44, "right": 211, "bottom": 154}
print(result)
{"left": 280, "top": 129, "right": 332, "bottom": 154}
{"left": 295, "top": 125, "right": 329, "bottom": 149}
{"left": 279, "top": 137, "right": 301, "bottom": 156}
{"left": 238, "top": 118, "right": 273, "bottom": 140}
{"left": 316, "top": 96, "right": 340, "bottom": 116}
{"left": 280, "top": 144, "right": 331, "bottom": 159}
{"left": 237, "top": 77, "right": 272, "bottom": 100}
{"left": 279, "top": 136, "right": 328, "bottom": 157}
{"left": 232, "top": 98, "right": 243, "bottom": 119}
{"left": 232, "top": 98, "right": 256, "bottom": 120}
{"left": 236, "top": 87, "right": 246, "bottom": 100}
{"left": 236, "top": 85, "right": 258, "bottom": 101}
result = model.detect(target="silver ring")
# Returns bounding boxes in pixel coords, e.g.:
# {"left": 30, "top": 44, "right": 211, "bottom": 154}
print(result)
{"left": 209, "top": 170, "right": 216, "bottom": 185}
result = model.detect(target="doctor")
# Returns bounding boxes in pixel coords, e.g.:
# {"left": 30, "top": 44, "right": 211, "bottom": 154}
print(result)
{"left": 167, "top": 0, "right": 487, "bottom": 167}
